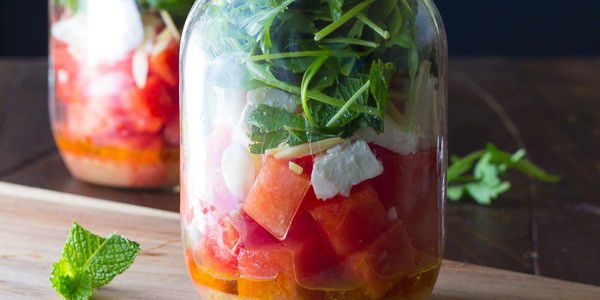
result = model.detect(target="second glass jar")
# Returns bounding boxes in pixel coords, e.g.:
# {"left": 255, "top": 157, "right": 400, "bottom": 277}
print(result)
{"left": 49, "top": 0, "right": 185, "bottom": 188}
{"left": 181, "top": 0, "right": 447, "bottom": 299}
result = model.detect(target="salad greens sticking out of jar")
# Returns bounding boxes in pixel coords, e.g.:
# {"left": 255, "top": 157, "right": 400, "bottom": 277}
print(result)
{"left": 198, "top": 0, "right": 426, "bottom": 154}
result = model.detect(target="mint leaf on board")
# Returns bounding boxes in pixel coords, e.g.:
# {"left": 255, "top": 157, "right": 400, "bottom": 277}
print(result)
{"left": 448, "top": 144, "right": 560, "bottom": 205}
{"left": 50, "top": 223, "right": 140, "bottom": 300}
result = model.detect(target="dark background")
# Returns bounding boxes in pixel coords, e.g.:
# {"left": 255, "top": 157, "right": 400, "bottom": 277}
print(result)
{"left": 1, "top": 0, "right": 599, "bottom": 57}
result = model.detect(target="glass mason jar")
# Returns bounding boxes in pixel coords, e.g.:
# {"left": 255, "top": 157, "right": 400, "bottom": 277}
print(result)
{"left": 180, "top": 0, "right": 447, "bottom": 299}
{"left": 49, "top": 0, "right": 182, "bottom": 188}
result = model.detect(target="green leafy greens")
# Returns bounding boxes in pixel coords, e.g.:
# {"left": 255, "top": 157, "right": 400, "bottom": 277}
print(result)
{"left": 448, "top": 144, "right": 560, "bottom": 205}
{"left": 199, "top": 0, "right": 420, "bottom": 153}
{"left": 50, "top": 223, "right": 140, "bottom": 300}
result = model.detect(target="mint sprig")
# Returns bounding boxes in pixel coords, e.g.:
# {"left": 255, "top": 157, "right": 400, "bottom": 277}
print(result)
{"left": 50, "top": 223, "right": 140, "bottom": 300}
{"left": 448, "top": 143, "right": 560, "bottom": 205}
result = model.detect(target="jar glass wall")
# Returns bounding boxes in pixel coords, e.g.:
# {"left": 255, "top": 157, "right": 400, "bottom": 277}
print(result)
{"left": 49, "top": 0, "right": 181, "bottom": 188}
{"left": 180, "top": 0, "right": 447, "bottom": 298}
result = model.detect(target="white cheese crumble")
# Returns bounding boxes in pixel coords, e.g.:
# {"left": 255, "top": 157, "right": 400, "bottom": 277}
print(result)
{"left": 311, "top": 140, "right": 383, "bottom": 200}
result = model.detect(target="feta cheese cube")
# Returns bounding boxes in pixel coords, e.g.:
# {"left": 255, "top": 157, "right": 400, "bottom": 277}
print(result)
{"left": 311, "top": 140, "right": 384, "bottom": 200}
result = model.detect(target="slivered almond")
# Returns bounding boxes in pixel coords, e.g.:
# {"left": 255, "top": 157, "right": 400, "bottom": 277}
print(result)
{"left": 272, "top": 137, "right": 344, "bottom": 160}
{"left": 288, "top": 162, "right": 304, "bottom": 175}
{"left": 160, "top": 10, "right": 180, "bottom": 41}
{"left": 132, "top": 47, "right": 149, "bottom": 88}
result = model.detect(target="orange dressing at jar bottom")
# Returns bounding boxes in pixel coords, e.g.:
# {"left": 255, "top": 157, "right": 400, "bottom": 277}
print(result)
{"left": 185, "top": 249, "right": 440, "bottom": 300}
{"left": 55, "top": 135, "right": 179, "bottom": 188}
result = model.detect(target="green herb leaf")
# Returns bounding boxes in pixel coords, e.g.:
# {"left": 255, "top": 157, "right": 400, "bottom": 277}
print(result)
{"left": 325, "top": 0, "right": 344, "bottom": 21}
{"left": 485, "top": 143, "right": 560, "bottom": 182}
{"left": 326, "top": 78, "right": 371, "bottom": 127}
{"left": 314, "top": 0, "right": 376, "bottom": 41}
{"left": 249, "top": 129, "right": 290, "bottom": 154}
{"left": 248, "top": 104, "right": 306, "bottom": 133}
{"left": 369, "top": 60, "right": 396, "bottom": 118}
{"left": 301, "top": 55, "right": 331, "bottom": 125}
{"left": 50, "top": 223, "right": 140, "bottom": 300}
{"left": 448, "top": 144, "right": 560, "bottom": 205}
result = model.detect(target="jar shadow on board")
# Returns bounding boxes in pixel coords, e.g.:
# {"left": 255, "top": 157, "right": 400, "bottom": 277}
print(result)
{"left": 180, "top": 0, "right": 447, "bottom": 299}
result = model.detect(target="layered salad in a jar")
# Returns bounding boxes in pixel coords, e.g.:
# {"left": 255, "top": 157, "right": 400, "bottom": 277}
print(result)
{"left": 181, "top": 0, "right": 446, "bottom": 298}
{"left": 49, "top": 0, "right": 191, "bottom": 188}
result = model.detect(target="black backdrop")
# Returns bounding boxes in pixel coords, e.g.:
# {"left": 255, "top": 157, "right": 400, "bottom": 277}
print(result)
{"left": 1, "top": 0, "right": 599, "bottom": 56}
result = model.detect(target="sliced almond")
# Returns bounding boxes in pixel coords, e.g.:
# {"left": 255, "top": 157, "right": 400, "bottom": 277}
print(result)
{"left": 387, "top": 102, "right": 406, "bottom": 126}
{"left": 132, "top": 47, "right": 149, "bottom": 88}
{"left": 159, "top": 10, "right": 180, "bottom": 41}
{"left": 272, "top": 137, "right": 345, "bottom": 160}
{"left": 288, "top": 161, "right": 304, "bottom": 175}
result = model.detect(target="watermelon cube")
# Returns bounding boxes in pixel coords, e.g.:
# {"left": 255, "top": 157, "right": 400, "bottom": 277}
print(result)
{"left": 304, "top": 183, "right": 389, "bottom": 256}
{"left": 196, "top": 217, "right": 240, "bottom": 279}
{"left": 243, "top": 156, "right": 311, "bottom": 240}
{"left": 345, "top": 221, "right": 417, "bottom": 299}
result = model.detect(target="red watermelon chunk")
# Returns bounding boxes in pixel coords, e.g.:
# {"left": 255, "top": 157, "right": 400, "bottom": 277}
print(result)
{"left": 243, "top": 156, "right": 311, "bottom": 240}
{"left": 140, "top": 75, "right": 178, "bottom": 120}
{"left": 342, "top": 221, "right": 417, "bottom": 298}
{"left": 149, "top": 41, "right": 179, "bottom": 87}
{"left": 231, "top": 211, "right": 290, "bottom": 280}
{"left": 304, "top": 183, "right": 389, "bottom": 256}
{"left": 370, "top": 144, "right": 438, "bottom": 218}
{"left": 235, "top": 211, "right": 317, "bottom": 281}
{"left": 196, "top": 218, "right": 240, "bottom": 280}
{"left": 120, "top": 87, "right": 164, "bottom": 134}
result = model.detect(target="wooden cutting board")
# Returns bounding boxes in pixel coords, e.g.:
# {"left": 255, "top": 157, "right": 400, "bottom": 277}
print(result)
{"left": 0, "top": 182, "right": 598, "bottom": 300}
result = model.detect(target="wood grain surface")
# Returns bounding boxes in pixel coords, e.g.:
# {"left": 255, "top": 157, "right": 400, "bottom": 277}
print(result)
{"left": 0, "top": 182, "right": 598, "bottom": 300}
{"left": 0, "top": 57, "right": 598, "bottom": 286}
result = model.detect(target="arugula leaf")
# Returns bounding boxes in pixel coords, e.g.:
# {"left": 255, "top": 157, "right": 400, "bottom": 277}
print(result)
{"left": 326, "top": 77, "right": 371, "bottom": 127}
{"left": 325, "top": 0, "right": 345, "bottom": 21}
{"left": 249, "top": 129, "right": 289, "bottom": 154}
{"left": 485, "top": 143, "right": 560, "bottom": 182}
{"left": 448, "top": 144, "right": 560, "bottom": 205}
{"left": 50, "top": 223, "right": 140, "bottom": 300}
{"left": 369, "top": 60, "right": 396, "bottom": 117}
{"left": 301, "top": 55, "right": 331, "bottom": 125}
{"left": 248, "top": 104, "right": 306, "bottom": 132}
